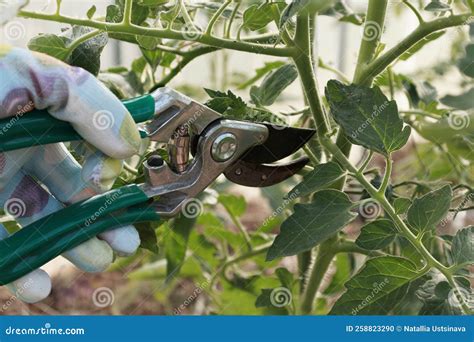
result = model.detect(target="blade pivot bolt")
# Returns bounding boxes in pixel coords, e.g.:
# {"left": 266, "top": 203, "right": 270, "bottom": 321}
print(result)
{"left": 211, "top": 133, "right": 237, "bottom": 162}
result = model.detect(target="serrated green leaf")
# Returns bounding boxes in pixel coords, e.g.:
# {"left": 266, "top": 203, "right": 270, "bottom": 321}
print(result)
{"left": 458, "top": 43, "right": 474, "bottom": 78}
{"left": 218, "top": 194, "right": 246, "bottom": 217}
{"left": 424, "top": 0, "right": 451, "bottom": 12}
{"left": 441, "top": 88, "right": 474, "bottom": 110}
{"left": 242, "top": 3, "right": 274, "bottom": 31}
{"left": 106, "top": 4, "right": 123, "bottom": 23}
{"left": 400, "top": 31, "right": 446, "bottom": 61}
{"left": 330, "top": 256, "right": 420, "bottom": 315}
{"left": 356, "top": 219, "right": 397, "bottom": 250}
{"left": 288, "top": 161, "right": 345, "bottom": 198}
{"left": 267, "top": 190, "right": 357, "bottom": 260}
{"left": 250, "top": 64, "right": 298, "bottom": 106}
{"left": 451, "top": 226, "right": 473, "bottom": 265}
{"left": 27, "top": 34, "right": 69, "bottom": 61}
{"left": 165, "top": 215, "right": 196, "bottom": 278}
{"left": 280, "top": 0, "right": 336, "bottom": 28}
{"left": 322, "top": 0, "right": 364, "bottom": 26}
{"left": 406, "top": 185, "right": 452, "bottom": 233}
{"left": 325, "top": 80, "right": 411, "bottom": 156}
{"left": 394, "top": 197, "right": 412, "bottom": 214}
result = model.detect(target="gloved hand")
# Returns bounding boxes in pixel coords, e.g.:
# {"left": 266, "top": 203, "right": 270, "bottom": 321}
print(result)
{"left": 0, "top": 45, "right": 142, "bottom": 303}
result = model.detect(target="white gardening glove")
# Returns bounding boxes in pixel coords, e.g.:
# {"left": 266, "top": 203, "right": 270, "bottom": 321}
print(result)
{"left": 0, "top": 45, "right": 142, "bottom": 303}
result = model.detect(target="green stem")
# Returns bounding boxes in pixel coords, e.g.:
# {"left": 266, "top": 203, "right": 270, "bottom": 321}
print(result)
{"left": 292, "top": 14, "right": 329, "bottom": 137}
{"left": 65, "top": 29, "right": 102, "bottom": 59}
{"left": 18, "top": 10, "right": 295, "bottom": 57}
{"left": 353, "top": 0, "right": 389, "bottom": 85}
{"left": 122, "top": 0, "right": 133, "bottom": 26}
{"left": 403, "top": 0, "right": 425, "bottom": 24}
{"left": 359, "top": 13, "right": 471, "bottom": 85}
{"left": 224, "top": 207, "right": 252, "bottom": 251}
{"left": 300, "top": 236, "right": 338, "bottom": 314}
{"left": 357, "top": 151, "right": 374, "bottom": 173}
{"left": 400, "top": 110, "right": 440, "bottom": 119}
{"left": 225, "top": 2, "right": 241, "bottom": 38}
{"left": 379, "top": 157, "right": 392, "bottom": 195}
{"left": 206, "top": 0, "right": 232, "bottom": 35}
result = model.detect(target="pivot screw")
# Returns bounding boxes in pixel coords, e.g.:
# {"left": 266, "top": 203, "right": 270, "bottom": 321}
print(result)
{"left": 211, "top": 133, "right": 237, "bottom": 162}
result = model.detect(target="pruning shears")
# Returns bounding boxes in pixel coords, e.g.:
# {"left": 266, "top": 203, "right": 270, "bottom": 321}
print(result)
{"left": 0, "top": 88, "right": 315, "bottom": 285}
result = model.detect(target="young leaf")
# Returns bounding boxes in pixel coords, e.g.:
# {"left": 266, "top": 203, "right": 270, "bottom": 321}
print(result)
{"left": 451, "top": 226, "right": 473, "bottom": 266}
{"left": 250, "top": 64, "right": 298, "bottom": 106}
{"left": 86, "top": 5, "right": 97, "bottom": 19}
{"left": 325, "top": 80, "right": 411, "bottom": 156}
{"left": 242, "top": 3, "right": 274, "bottom": 31}
{"left": 406, "top": 185, "right": 452, "bottom": 233}
{"left": 441, "top": 88, "right": 474, "bottom": 110}
{"left": 27, "top": 34, "right": 69, "bottom": 61}
{"left": 280, "top": 0, "right": 336, "bottom": 28}
{"left": 287, "top": 161, "right": 345, "bottom": 198}
{"left": 330, "top": 256, "right": 420, "bottom": 315}
{"left": 218, "top": 194, "right": 246, "bottom": 218}
{"left": 267, "top": 190, "right": 357, "bottom": 260}
{"left": 356, "top": 219, "right": 397, "bottom": 250}
{"left": 165, "top": 215, "right": 196, "bottom": 277}
{"left": 321, "top": 0, "right": 364, "bottom": 26}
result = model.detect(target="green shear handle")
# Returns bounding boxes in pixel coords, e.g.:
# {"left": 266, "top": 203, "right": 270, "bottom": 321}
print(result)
{"left": 0, "top": 94, "right": 156, "bottom": 152}
{"left": 0, "top": 184, "right": 160, "bottom": 285}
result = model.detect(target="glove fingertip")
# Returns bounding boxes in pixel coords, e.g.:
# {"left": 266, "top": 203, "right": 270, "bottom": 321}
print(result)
{"left": 99, "top": 226, "right": 140, "bottom": 257}
{"left": 6, "top": 269, "right": 52, "bottom": 304}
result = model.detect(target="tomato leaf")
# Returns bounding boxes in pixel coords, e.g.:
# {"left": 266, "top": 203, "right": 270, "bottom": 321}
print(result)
{"left": 356, "top": 219, "right": 397, "bottom": 250}
{"left": 325, "top": 80, "right": 411, "bottom": 156}
{"left": 237, "top": 61, "right": 286, "bottom": 90}
{"left": 218, "top": 194, "right": 246, "bottom": 217}
{"left": 86, "top": 5, "right": 97, "bottom": 19}
{"left": 394, "top": 197, "right": 412, "bottom": 214}
{"left": 406, "top": 185, "right": 452, "bottom": 233}
{"left": 330, "top": 256, "right": 420, "bottom": 315}
{"left": 287, "top": 161, "right": 345, "bottom": 198}
{"left": 441, "top": 87, "right": 474, "bottom": 110}
{"left": 242, "top": 3, "right": 274, "bottom": 31}
{"left": 165, "top": 215, "right": 196, "bottom": 278}
{"left": 135, "top": 222, "right": 159, "bottom": 254}
{"left": 27, "top": 34, "right": 69, "bottom": 61}
{"left": 424, "top": 0, "right": 451, "bottom": 12}
{"left": 250, "top": 64, "right": 298, "bottom": 106}
{"left": 458, "top": 43, "right": 474, "bottom": 78}
{"left": 267, "top": 189, "right": 357, "bottom": 260}
{"left": 451, "top": 226, "right": 473, "bottom": 266}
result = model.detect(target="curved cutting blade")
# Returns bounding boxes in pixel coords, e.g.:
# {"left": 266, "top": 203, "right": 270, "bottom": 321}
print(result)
{"left": 240, "top": 124, "right": 316, "bottom": 164}
{"left": 224, "top": 157, "right": 309, "bottom": 187}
